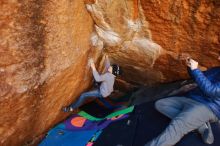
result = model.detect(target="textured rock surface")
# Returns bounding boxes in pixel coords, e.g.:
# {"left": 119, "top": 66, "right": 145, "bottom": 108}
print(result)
{"left": 86, "top": 0, "right": 163, "bottom": 85}
{"left": 86, "top": 0, "right": 220, "bottom": 84}
{"left": 141, "top": 0, "right": 220, "bottom": 82}
{"left": 0, "top": 0, "right": 96, "bottom": 145}
{"left": 0, "top": 0, "right": 220, "bottom": 145}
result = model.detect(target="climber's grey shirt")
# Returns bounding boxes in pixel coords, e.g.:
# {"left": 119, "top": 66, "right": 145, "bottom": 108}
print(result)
{"left": 92, "top": 71, "right": 115, "bottom": 97}
{"left": 92, "top": 58, "right": 115, "bottom": 97}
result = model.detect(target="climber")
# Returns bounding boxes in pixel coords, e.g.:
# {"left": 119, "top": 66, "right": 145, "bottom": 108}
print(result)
{"left": 62, "top": 55, "right": 122, "bottom": 112}
{"left": 145, "top": 52, "right": 220, "bottom": 146}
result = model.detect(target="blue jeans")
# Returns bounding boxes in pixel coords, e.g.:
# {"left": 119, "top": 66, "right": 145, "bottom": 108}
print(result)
{"left": 145, "top": 96, "right": 218, "bottom": 146}
{"left": 70, "top": 89, "right": 102, "bottom": 109}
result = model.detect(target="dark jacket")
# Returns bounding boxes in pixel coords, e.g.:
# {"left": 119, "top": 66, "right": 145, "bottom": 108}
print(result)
{"left": 186, "top": 67, "right": 220, "bottom": 119}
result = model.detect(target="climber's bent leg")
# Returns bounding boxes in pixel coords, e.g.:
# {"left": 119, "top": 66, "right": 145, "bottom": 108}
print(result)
{"left": 70, "top": 89, "right": 102, "bottom": 109}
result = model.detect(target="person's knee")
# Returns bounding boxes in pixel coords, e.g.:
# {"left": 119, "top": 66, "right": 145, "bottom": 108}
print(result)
{"left": 155, "top": 99, "right": 165, "bottom": 111}
{"left": 180, "top": 105, "right": 205, "bottom": 124}
{"left": 190, "top": 104, "right": 206, "bottom": 115}
{"left": 80, "top": 93, "right": 88, "bottom": 100}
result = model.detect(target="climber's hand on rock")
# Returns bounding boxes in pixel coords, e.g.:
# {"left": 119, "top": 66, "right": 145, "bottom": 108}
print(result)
{"left": 187, "top": 58, "right": 198, "bottom": 70}
{"left": 88, "top": 58, "right": 94, "bottom": 66}
{"left": 105, "top": 54, "right": 109, "bottom": 59}
{"left": 190, "top": 59, "right": 198, "bottom": 70}
{"left": 90, "top": 62, "right": 96, "bottom": 70}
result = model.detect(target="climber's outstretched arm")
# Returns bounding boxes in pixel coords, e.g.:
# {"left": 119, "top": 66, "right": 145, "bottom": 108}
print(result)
{"left": 90, "top": 60, "right": 106, "bottom": 82}
{"left": 104, "top": 54, "right": 111, "bottom": 72}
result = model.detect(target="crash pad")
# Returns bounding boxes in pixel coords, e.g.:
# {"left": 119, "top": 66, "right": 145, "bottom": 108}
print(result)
{"left": 94, "top": 100, "right": 220, "bottom": 146}
{"left": 39, "top": 107, "right": 134, "bottom": 146}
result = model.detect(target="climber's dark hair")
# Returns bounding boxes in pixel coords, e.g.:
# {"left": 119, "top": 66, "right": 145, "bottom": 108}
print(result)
{"left": 112, "top": 64, "right": 122, "bottom": 76}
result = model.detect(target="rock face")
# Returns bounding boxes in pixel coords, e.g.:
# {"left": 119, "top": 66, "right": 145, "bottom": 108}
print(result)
{"left": 86, "top": 0, "right": 220, "bottom": 84}
{"left": 0, "top": 0, "right": 220, "bottom": 145}
{"left": 85, "top": 0, "right": 163, "bottom": 85}
{"left": 142, "top": 0, "right": 220, "bottom": 82}
{"left": 0, "top": 0, "right": 96, "bottom": 145}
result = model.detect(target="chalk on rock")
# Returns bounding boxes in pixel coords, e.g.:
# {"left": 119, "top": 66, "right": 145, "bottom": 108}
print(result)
{"left": 86, "top": 4, "right": 93, "bottom": 12}
{"left": 95, "top": 25, "right": 121, "bottom": 46}
{"left": 127, "top": 19, "right": 142, "bottom": 32}
{"left": 88, "top": 58, "right": 94, "bottom": 67}
{"left": 91, "top": 33, "right": 104, "bottom": 49}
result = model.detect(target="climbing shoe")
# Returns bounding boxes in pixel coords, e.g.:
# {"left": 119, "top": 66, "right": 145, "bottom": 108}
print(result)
{"left": 62, "top": 106, "right": 74, "bottom": 113}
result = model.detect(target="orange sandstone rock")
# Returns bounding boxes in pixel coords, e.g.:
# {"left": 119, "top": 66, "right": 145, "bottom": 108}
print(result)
{"left": 0, "top": 0, "right": 95, "bottom": 145}
{"left": 0, "top": 0, "right": 220, "bottom": 145}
